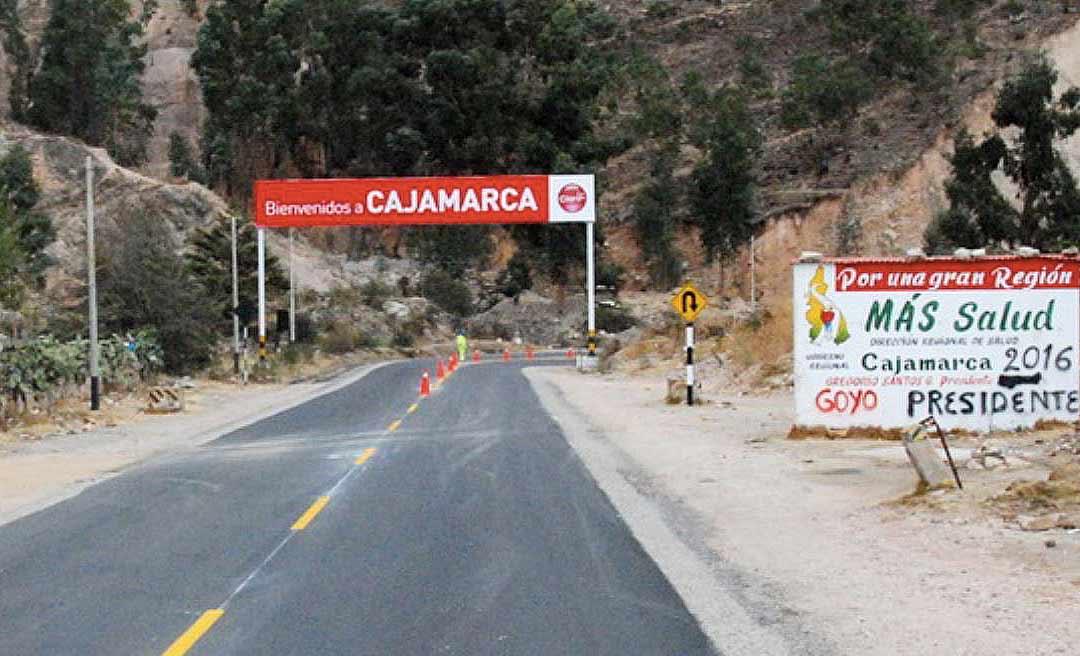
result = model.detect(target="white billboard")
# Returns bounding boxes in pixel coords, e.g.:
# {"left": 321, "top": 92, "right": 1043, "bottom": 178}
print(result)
{"left": 793, "top": 256, "right": 1080, "bottom": 431}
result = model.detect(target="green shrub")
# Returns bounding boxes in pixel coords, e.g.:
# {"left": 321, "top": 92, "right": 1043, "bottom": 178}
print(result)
{"left": 421, "top": 269, "right": 474, "bottom": 317}
{"left": 360, "top": 279, "right": 393, "bottom": 308}
{"left": 392, "top": 329, "right": 416, "bottom": 348}
{"left": 281, "top": 342, "right": 315, "bottom": 365}
{"left": 781, "top": 55, "right": 872, "bottom": 128}
{"left": 597, "top": 305, "right": 637, "bottom": 333}
{"left": 318, "top": 322, "right": 375, "bottom": 354}
{"left": 597, "top": 261, "right": 625, "bottom": 293}
{"left": 498, "top": 252, "right": 532, "bottom": 298}
{"left": 646, "top": 0, "right": 677, "bottom": 20}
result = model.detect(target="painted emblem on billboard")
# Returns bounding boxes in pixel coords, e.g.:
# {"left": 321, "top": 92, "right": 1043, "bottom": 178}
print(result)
{"left": 805, "top": 265, "right": 850, "bottom": 345}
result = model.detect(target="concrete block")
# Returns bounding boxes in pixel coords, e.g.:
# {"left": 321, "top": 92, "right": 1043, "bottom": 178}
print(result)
{"left": 904, "top": 439, "right": 956, "bottom": 490}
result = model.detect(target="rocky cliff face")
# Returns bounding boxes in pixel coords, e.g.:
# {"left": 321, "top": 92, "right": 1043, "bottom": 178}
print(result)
{"left": 139, "top": 0, "right": 209, "bottom": 180}
{"left": 0, "top": 120, "right": 226, "bottom": 283}
{"left": 0, "top": 0, "right": 207, "bottom": 180}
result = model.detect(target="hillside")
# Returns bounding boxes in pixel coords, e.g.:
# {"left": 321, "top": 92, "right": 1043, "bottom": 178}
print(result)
{"left": 2, "top": 1, "right": 1080, "bottom": 340}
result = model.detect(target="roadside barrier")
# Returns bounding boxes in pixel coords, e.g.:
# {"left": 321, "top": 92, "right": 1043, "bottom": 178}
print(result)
{"left": 147, "top": 387, "right": 184, "bottom": 413}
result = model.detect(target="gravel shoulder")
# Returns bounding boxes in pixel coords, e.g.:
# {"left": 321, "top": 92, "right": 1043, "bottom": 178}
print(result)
{"left": 527, "top": 367, "right": 1080, "bottom": 656}
{"left": 0, "top": 362, "right": 387, "bottom": 527}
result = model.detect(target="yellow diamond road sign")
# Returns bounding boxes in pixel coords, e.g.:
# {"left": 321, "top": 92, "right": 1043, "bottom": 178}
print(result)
{"left": 672, "top": 283, "right": 708, "bottom": 323}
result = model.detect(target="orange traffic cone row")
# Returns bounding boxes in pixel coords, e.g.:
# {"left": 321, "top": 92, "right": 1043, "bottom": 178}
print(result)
{"left": 473, "top": 350, "right": 480, "bottom": 363}
{"left": 420, "top": 370, "right": 431, "bottom": 397}
{"left": 436, "top": 359, "right": 445, "bottom": 380}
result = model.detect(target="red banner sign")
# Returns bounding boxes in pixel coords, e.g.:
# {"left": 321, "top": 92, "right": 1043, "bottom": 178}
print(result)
{"left": 254, "top": 175, "right": 595, "bottom": 228}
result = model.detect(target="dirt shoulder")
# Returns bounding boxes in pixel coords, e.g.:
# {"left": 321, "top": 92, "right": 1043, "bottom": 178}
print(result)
{"left": 527, "top": 368, "right": 1080, "bottom": 656}
{"left": 0, "top": 361, "right": 388, "bottom": 527}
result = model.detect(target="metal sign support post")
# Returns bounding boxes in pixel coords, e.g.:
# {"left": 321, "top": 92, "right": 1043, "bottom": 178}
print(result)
{"left": 289, "top": 227, "right": 296, "bottom": 343}
{"left": 586, "top": 221, "right": 596, "bottom": 356}
{"left": 85, "top": 156, "right": 100, "bottom": 411}
{"left": 257, "top": 227, "right": 267, "bottom": 363}
{"left": 686, "top": 322, "right": 694, "bottom": 406}
{"left": 231, "top": 214, "right": 240, "bottom": 374}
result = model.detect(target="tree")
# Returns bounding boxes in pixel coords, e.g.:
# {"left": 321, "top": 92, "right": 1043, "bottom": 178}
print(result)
{"left": 781, "top": 55, "right": 871, "bottom": 129}
{"left": 193, "top": 0, "right": 619, "bottom": 182}
{"left": 498, "top": 251, "right": 533, "bottom": 299}
{"left": 923, "top": 130, "right": 1017, "bottom": 254}
{"left": 992, "top": 59, "right": 1080, "bottom": 244}
{"left": 168, "top": 132, "right": 206, "bottom": 183}
{"left": 28, "top": 0, "right": 156, "bottom": 165}
{"left": 0, "top": 0, "right": 33, "bottom": 121}
{"left": 633, "top": 144, "right": 682, "bottom": 289}
{"left": 98, "top": 210, "right": 216, "bottom": 374}
{"left": 191, "top": 0, "right": 304, "bottom": 193}
{"left": 0, "top": 204, "right": 25, "bottom": 310}
{"left": 812, "top": 0, "right": 939, "bottom": 83}
{"left": 184, "top": 213, "right": 287, "bottom": 331}
{"left": 407, "top": 225, "right": 494, "bottom": 279}
{"left": 0, "top": 145, "right": 54, "bottom": 284}
{"left": 925, "top": 60, "right": 1080, "bottom": 252}
{"left": 689, "top": 87, "right": 761, "bottom": 266}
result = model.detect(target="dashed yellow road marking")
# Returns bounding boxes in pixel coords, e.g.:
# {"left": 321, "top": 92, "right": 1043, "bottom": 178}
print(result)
{"left": 388, "top": 419, "right": 402, "bottom": 432}
{"left": 407, "top": 403, "right": 419, "bottom": 414}
{"left": 355, "top": 447, "right": 377, "bottom": 465}
{"left": 161, "top": 609, "right": 224, "bottom": 656}
{"left": 291, "top": 496, "right": 330, "bottom": 531}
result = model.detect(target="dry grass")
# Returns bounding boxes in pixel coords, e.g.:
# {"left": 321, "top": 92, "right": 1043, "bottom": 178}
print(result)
{"left": 1033, "top": 419, "right": 1077, "bottom": 431}
{"left": 787, "top": 424, "right": 908, "bottom": 441}
{"left": 725, "top": 302, "right": 793, "bottom": 376}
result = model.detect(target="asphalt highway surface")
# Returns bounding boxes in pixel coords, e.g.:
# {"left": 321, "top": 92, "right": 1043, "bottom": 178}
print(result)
{"left": 0, "top": 358, "right": 715, "bottom": 655}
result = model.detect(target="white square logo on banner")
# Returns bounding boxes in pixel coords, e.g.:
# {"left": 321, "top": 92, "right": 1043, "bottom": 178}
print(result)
{"left": 548, "top": 175, "right": 595, "bottom": 223}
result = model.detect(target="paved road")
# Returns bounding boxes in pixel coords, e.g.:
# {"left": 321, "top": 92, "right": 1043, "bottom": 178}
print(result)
{"left": 0, "top": 359, "right": 715, "bottom": 655}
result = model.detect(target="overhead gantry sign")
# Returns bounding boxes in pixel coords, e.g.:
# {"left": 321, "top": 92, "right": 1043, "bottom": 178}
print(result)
{"left": 252, "top": 175, "right": 599, "bottom": 356}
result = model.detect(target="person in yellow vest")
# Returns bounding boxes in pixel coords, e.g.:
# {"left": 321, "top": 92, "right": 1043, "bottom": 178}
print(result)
{"left": 456, "top": 329, "right": 468, "bottom": 363}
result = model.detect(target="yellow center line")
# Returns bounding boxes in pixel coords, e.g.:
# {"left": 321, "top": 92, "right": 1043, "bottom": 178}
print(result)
{"left": 291, "top": 496, "right": 330, "bottom": 531}
{"left": 161, "top": 609, "right": 224, "bottom": 656}
{"left": 407, "top": 403, "right": 419, "bottom": 414}
{"left": 354, "top": 447, "right": 377, "bottom": 465}
{"left": 388, "top": 419, "right": 402, "bottom": 432}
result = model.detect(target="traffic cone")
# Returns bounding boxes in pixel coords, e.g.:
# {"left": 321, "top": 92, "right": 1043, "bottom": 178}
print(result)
{"left": 420, "top": 371, "right": 431, "bottom": 397}
{"left": 436, "top": 359, "right": 445, "bottom": 380}
{"left": 502, "top": 349, "right": 510, "bottom": 362}
{"left": 473, "top": 350, "right": 480, "bottom": 363}
{"left": 450, "top": 354, "right": 457, "bottom": 372}
{"left": 567, "top": 348, "right": 575, "bottom": 359}
{"left": 526, "top": 346, "right": 534, "bottom": 360}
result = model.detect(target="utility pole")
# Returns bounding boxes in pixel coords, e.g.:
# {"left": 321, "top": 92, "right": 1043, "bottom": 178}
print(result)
{"left": 289, "top": 227, "right": 296, "bottom": 343}
{"left": 231, "top": 213, "right": 240, "bottom": 374}
{"left": 85, "top": 156, "right": 100, "bottom": 411}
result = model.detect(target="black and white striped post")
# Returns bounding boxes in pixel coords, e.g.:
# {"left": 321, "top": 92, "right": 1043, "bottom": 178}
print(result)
{"left": 685, "top": 322, "right": 694, "bottom": 406}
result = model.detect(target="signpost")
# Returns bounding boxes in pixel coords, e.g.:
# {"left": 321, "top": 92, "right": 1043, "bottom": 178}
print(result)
{"left": 672, "top": 283, "right": 709, "bottom": 406}
{"left": 253, "top": 174, "right": 598, "bottom": 363}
